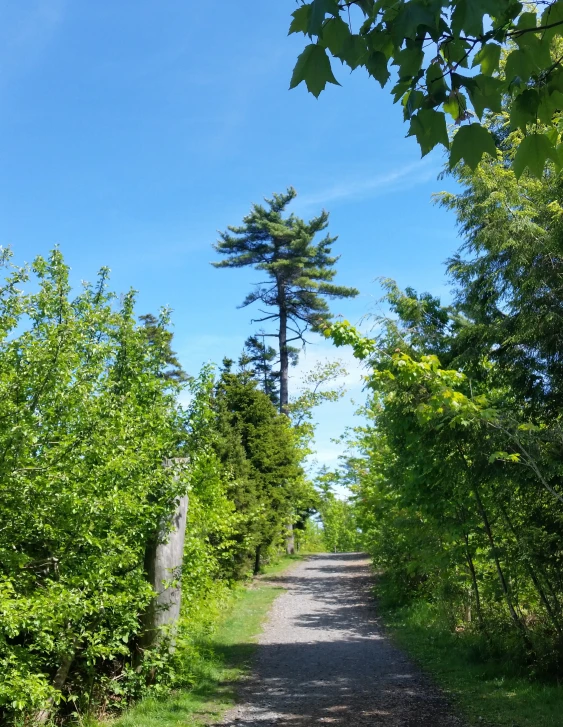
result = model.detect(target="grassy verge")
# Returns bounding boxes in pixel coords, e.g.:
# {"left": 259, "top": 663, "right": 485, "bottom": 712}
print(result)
{"left": 99, "top": 555, "right": 302, "bottom": 727}
{"left": 381, "top": 600, "right": 563, "bottom": 727}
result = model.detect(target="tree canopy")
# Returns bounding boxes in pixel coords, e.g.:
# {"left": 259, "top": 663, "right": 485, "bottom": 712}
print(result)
{"left": 288, "top": 0, "right": 563, "bottom": 177}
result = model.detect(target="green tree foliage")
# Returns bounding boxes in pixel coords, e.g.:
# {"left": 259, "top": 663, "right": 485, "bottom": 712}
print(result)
{"left": 0, "top": 250, "right": 313, "bottom": 723}
{"left": 325, "top": 139, "right": 563, "bottom": 670}
{"left": 316, "top": 469, "right": 364, "bottom": 552}
{"left": 139, "top": 313, "right": 190, "bottom": 383}
{"left": 213, "top": 360, "right": 314, "bottom": 574}
{"left": 238, "top": 333, "right": 287, "bottom": 406}
{"left": 212, "top": 188, "right": 358, "bottom": 412}
{"left": 0, "top": 249, "right": 185, "bottom": 718}
{"left": 288, "top": 359, "right": 348, "bottom": 449}
{"left": 288, "top": 0, "right": 563, "bottom": 177}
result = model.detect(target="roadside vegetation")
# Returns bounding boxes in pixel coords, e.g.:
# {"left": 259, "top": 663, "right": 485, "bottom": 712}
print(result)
{"left": 98, "top": 555, "right": 302, "bottom": 727}
{"left": 6, "top": 3, "right": 563, "bottom": 725}
{"left": 321, "top": 69, "right": 563, "bottom": 727}
{"left": 0, "top": 234, "right": 351, "bottom": 723}
{"left": 382, "top": 598, "right": 563, "bottom": 727}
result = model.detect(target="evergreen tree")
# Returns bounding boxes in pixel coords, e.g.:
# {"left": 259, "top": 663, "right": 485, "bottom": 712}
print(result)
{"left": 213, "top": 360, "right": 308, "bottom": 574}
{"left": 139, "top": 313, "right": 189, "bottom": 384}
{"left": 238, "top": 333, "right": 299, "bottom": 406}
{"left": 212, "top": 188, "right": 358, "bottom": 413}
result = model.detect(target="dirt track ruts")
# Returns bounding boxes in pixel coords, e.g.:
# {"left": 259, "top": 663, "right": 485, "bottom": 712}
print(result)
{"left": 220, "top": 553, "right": 464, "bottom": 726}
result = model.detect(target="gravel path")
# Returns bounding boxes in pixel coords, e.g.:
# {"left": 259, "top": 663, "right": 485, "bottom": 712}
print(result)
{"left": 221, "top": 553, "right": 465, "bottom": 726}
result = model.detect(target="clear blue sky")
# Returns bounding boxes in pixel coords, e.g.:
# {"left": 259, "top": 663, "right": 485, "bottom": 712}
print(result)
{"left": 0, "top": 1, "right": 460, "bottom": 472}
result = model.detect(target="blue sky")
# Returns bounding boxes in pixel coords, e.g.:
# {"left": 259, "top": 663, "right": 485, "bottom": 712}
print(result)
{"left": 0, "top": 0, "right": 460, "bottom": 473}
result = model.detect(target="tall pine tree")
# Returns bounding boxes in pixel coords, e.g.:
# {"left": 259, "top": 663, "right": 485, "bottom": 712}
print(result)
{"left": 212, "top": 187, "right": 358, "bottom": 412}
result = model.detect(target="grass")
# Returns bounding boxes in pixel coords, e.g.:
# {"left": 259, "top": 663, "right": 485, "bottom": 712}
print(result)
{"left": 97, "top": 555, "right": 302, "bottom": 727}
{"left": 381, "top": 600, "right": 563, "bottom": 727}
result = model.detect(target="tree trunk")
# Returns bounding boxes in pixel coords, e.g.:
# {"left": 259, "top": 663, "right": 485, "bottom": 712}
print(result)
{"left": 277, "top": 287, "right": 294, "bottom": 553}
{"left": 463, "top": 532, "right": 484, "bottom": 627}
{"left": 35, "top": 641, "right": 76, "bottom": 723}
{"left": 278, "top": 295, "right": 289, "bottom": 415}
{"left": 254, "top": 544, "right": 261, "bottom": 575}
{"left": 141, "top": 458, "right": 189, "bottom": 652}
{"left": 455, "top": 446, "right": 527, "bottom": 637}
{"left": 497, "top": 500, "right": 562, "bottom": 634}
{"left": 472, "top": 484, "right": 527, "bottom": 636}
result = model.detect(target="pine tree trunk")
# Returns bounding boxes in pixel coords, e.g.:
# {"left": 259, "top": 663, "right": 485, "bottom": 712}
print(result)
{"left": 277, "top": 285, "right": 294, "bottom": 553}
{"left": 278, "top": 297, "right": 289, "bottom": 415}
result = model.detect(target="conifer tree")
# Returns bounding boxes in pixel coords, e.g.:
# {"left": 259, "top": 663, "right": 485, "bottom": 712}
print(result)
{"left": 213, "top": 187, "right": 358, "bottom": 413}
{"left": 213, "top": 360, "right": 307, "bottom": 573}
{"left": 139, "top": 313, "right": 189, "bottom": 384}
{"left": 238, "top": 333, "right": 299, "bottom": 407}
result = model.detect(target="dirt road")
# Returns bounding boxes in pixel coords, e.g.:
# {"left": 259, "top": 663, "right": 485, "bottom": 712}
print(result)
{"left": 221, "top": 553, "right": 464, "bottom": 726}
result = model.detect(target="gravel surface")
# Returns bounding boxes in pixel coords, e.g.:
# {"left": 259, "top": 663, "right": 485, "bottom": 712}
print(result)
{"left": 220, "top": 553, "right": 465, "bottom": 726}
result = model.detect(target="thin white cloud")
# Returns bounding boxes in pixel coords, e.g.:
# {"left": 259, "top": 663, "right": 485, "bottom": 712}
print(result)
{"left": 294, "top": 158, "right": 438, "bottom": 211}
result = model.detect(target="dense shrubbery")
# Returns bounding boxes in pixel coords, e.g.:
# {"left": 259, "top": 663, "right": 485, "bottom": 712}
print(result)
{"left": 0, "top": 249, "right": 313, "bottom": 724}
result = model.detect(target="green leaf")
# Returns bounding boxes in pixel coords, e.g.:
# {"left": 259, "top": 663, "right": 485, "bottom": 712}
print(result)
{"left": 443, "top": 91, "right": 467, "bottom": 122}
{"left": 494, "top": 1, "right": 523, "bottom": 27}
{"left": 472, "top": 43, "right": 502, "bottom": 75}
{"left": 289, "top": 5, "right": 312, "bottom": 35}
{"left": 451, "top": 0, "right": 495, "bottom": 37}
{"left": 393, "top": 1, "right": 438, "bottom": 41}
{"left": 516, "top": 11, "right": 537, "bottom": 30}
{"left": 426, "top": 62, "right": 449, "bottom": 104}
{"left": 441, "top": 38, "right": 472, "bottom": 68}
{"left": 464, "top": 74, "right": 503, "bottom": 119}
{"left": 548, "top": 67, "right": 563, "bottom": 93}
{"left": 321, "top": 16, "right": 351, "bottom": 56}
{"left": 515, "top": 34, "right": 552, "bottom": 71}
{"left": 338, "top": 34, "right": 368, "bottom": 69}
{"left": 505, "top": 49, "right": 535, "bottom": 85}
{"left": 392, "top": 78, "right": 416, "bottom": 103}
{"left": 393, "top": 45, "right": 424, "bottom": 79}
{"left": 407, "top": 108, "right": 449, "bottom": 156}
{"left": 356, "top": 0, "right": 375, "bottom": 15}
{"left": 308, "top": 0, "right": 339, "bottom": 36}
{"left": 513, "top": 133, "right": 559, "bottom": 179}
{"left": 402, "top": 89, "right": 424, "bottom": 120}
{"left": 538, "top": 88, "right": 563, "bottom": 125}
{"left": 366, "top": 28, "right": 394, "bottom": 58}
{"left": 450, "top": 124, "right": 497, "bottom": 170}
{"left": 366, "top": 51, "right": 390, "bottom": 87}
{"left": 541, "top": 1, "right": 563, "bottom": 42}
{"left": 510, "top": 89, "right": 540, "bottom": 130}
{"left": 289, "top": 44, "right": 341, "bottom": 97}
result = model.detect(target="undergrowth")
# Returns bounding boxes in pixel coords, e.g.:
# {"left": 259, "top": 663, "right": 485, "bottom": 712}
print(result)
{"left": 379, "top": 585, "right": 563, "bottom": 727}
{"left": 91, "top": 554, "right": 302, "bottom": 727}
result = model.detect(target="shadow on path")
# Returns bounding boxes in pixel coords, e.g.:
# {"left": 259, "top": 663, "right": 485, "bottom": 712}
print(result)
{"left": 218, "top": 554, "right": 464, "bottom": 726}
